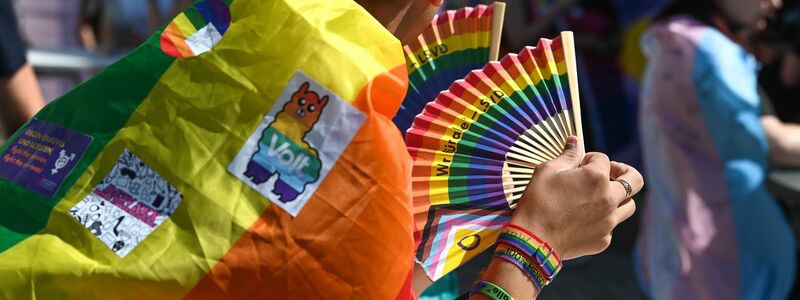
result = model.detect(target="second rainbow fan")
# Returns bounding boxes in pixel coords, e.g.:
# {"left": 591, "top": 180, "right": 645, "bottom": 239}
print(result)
{"left": 406, "top": 32, "right": 583, "bottom": 281}
{"left": 393, "top": 2, "right": 505, "bottom": 136}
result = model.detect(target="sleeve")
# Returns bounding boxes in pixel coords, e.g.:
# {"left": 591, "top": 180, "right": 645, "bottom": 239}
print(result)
{"left": 0, "top": 0, "right": 28, "bottom": 78}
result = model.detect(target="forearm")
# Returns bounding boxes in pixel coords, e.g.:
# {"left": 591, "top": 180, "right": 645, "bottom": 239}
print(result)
{"left": 762, "top": 116, "right": 800, "bottom": 167}
{"left": 0, "top": 64, "right": 44, "bottom": 136}
{"left": 470, "top": 256, "right": 540, "bottom": 299}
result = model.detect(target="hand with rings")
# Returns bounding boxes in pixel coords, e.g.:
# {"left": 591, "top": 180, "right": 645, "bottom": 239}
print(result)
{"left": 510, "top": 136, "right": 645, "bottom": 260}
{"left": 615, "top": 177, "right": 633, "bottom": 199}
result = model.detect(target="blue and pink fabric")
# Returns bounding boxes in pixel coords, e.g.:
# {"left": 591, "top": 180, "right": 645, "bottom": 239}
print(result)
{"left": 635, "top": 16, "right": 795, "bottom": 300}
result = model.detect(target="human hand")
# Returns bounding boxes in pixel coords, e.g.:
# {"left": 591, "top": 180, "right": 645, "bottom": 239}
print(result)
{"left": 509, "top": 136, "right": 643, "bottom": 260}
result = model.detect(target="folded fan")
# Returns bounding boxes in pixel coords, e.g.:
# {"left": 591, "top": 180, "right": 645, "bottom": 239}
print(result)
{"left": 406, "top": 32, "right": 583, "bottom": 280}
{"left": 393, "top": 2, "right": 505, "bottom": 136}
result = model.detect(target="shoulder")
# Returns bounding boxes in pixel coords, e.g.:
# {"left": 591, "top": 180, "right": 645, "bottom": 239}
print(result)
{"left": 691, "top": 28, "right": 759, "bottom": 106}
{"left": 645, "top": 16, "right": 759, "bottom": 104}
{"left": 642, "top": 16, "right": 708, "bottom": 56}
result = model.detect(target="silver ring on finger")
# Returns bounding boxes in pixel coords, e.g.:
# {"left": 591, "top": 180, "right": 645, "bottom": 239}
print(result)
{"left": 616, "top": 178, "right": 632, "bottom": 199}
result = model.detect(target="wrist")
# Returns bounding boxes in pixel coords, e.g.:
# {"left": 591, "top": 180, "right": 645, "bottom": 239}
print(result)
{"left": 473, "top": 257, "right": 539, "bottom": 299}
{"left": 470, "top": 225, "right": 563, "bottom": 299}
{"left": 507, "top": 217, "right": 564, "bottom": 259}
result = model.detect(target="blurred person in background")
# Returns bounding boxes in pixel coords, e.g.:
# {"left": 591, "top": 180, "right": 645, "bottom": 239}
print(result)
{"left": 758, "top": 0, "right": 800, "bottom": 124}
{"left": 503, "top": 0, "right": 655, "bottom": 170}
{"left": 0, "top": 0, "right": 44, "bottom": 139}
{"left": 11, "top": 0, "right": 190, "bottom": 102}
{"left": 96, "top": 0, "right": 192, "bottom": 52}
{"left": 12, "top": 0, "right": 92, "bottom": 101}
{"left": 635, "top": 0, "right": 800, "bottom": 299}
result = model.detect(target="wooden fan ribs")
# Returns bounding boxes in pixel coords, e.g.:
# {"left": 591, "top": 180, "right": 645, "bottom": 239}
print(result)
{"left": 408, "top": 32, "right": 583, "bottom": 281}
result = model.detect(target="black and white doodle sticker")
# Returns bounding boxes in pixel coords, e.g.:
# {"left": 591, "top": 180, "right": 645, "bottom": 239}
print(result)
{"left": 69, "top": 149, "right": 183, "bottom": 257}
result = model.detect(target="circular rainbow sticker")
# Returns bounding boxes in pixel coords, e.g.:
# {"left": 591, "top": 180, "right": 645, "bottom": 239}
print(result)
{"left": 160, "top": 0, "right": 231, "bottom": 58}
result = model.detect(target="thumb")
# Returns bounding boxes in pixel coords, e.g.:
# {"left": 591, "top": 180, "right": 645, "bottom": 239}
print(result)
{"left": 549, "top": 136, "right": 584, "bottom": 169}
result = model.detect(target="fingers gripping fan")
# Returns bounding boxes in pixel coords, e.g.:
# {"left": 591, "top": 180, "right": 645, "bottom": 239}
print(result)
{"left": 406, "top": 32, "right": 583, "bottom": 280}
{"left": 393, "top": 2, "right": 506, "bottom": 136}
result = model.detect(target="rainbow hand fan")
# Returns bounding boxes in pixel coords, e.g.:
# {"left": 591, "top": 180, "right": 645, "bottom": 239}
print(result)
{"left": 393, "top": 2, "right": 506, "bottom": 135}
{"left": 406, "top": 32, "right": 583, "bottom": 280}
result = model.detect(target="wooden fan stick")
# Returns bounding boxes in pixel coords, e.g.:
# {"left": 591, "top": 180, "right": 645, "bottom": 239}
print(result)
{"left": 506, "top": 155, "right": 540, "bottom": 168}
{"left": 509, "top": 142, "right": 549, "bottom": 162}
{"left": 505, "top": 179, "right": 532, "bottom": 186}
{"left": 561, "top": 31, "right": 583, "bottom": 139}
{"left": 554, "top": 111, "right": 571, "bottom": 145}
{"left": 505, "top": 166, "right": 535, "bottom": 174}
{"left": 508, "top": 193, "right": 524, "bottom": 202}
{"left": 516, "top": 116, "right": 559, "bottom": 154}
{"left": 547, "top": 109, "right": 570, "bottom": 146}
{"left": 513, "top": 135, "right": 554, "bottom": 160}
{"left": 505, "top": 186, "right": 527, "bottom": 194}
{"left": 489, "top": 2, "right": 506, "bottom": 61}
{"left": 520, "top": 130, "right": 559, "bottom": 159}
{"left": 519, "top": 90, "right": 567, "bottom": 152}
{"left": 503, "top": 175, "right": 532, "bottom": 185}
{"left": 503, "top": 173, "right": 533, "bottom": 179}
{"left": 516, "top": 136, "right": 557, "bottom": 162}
{"left": 539, "top": 115, "right": 567, "bottom": 146}
{"left": 508, "top": 146, "right": 547, "bottom": 164}
{"left": 525, "top": 121, "right": 564, "bottom": 156}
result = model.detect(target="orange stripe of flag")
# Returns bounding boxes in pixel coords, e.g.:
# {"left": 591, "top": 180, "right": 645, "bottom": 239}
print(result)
{"left": 185, "top": 67, "right": 414, "bottom": 299}
{"left": 164, "top": 22, "right": 195, "bottom": 58}
{"left": 160, "top": 31, "right": 183, "bottom": 58}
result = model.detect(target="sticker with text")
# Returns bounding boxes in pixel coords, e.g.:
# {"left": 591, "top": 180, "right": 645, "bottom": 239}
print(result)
{"left": 69, "top": 149, "right": 183, "bottom": 257}
{"left": 0, "top": 119, "right": 92, "bottom": 198}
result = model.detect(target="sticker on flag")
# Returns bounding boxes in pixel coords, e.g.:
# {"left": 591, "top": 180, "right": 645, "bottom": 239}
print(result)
{"left": 160, "top": 0, "right": 231, "bottom": 59}
{"left": 69, "top": 149, "right": 183, "bottom": 257}
{"left": 229, "top": 71, "right": 366, "bottom": 217}
{"left": 0, "top": 119, "right": 92, "bottom": 198}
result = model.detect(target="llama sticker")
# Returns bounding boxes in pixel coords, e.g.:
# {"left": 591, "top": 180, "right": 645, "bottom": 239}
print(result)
{"left": 244, "top": 82, "right": 327, "bottom": 201}
{"left": 229, "top": 71, "right": 366, "bottom": 217}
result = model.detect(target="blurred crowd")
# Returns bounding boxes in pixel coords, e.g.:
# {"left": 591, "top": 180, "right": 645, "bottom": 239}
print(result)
{"left": 0, "top": 0, "right": 191, "bottom": 139}
{"left": 13, "top": 0, "right": 191, "bottom": 100}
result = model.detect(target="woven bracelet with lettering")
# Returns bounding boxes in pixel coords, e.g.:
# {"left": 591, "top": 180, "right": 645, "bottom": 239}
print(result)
{"left": 499, "top": 224, "right": 563, "bottom": 280}
{"left": 493, "top": 245, "right": 549, "bottom": 291}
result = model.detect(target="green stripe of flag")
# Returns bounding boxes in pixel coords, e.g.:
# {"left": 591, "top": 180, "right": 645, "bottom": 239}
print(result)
{"left": 0, "top": 32, "right": 175, "bottom": 253}
{"left": 183, "top": 7, "right": 209, "bottom": 30}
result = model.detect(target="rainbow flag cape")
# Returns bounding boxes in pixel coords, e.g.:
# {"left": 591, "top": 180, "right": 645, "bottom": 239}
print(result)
{"left": 0, "top": 0, "right": 415, "bottom": 298}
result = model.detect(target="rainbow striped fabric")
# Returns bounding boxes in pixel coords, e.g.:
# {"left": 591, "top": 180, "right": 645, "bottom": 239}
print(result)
{"left": 161, "top": 0, "right": 231, "bottom": 58}
{"left": 407, "top": 33, "right": 581, "bottom": 280}
{"left": 0, "top": 0, "right": 416, "bottom": 298}
{"left": 393, "top": 4, "right": 496, "bottom": 135}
